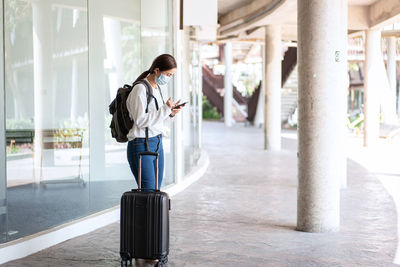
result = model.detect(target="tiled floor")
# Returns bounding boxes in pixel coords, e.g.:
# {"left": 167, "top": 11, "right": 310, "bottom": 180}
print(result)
{"left": 2, "top": 121, "right": 399, "bottom": 266}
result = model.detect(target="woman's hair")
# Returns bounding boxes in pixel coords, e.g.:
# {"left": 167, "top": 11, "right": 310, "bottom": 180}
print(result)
{"left": 134, "top": 54, "right": 177, "bottom": 83}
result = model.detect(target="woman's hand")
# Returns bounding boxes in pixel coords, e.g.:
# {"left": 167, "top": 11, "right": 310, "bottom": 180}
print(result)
{"left": 166, "top": 97, "right": 175, "bottom": 109}
{"left": 166, "top": 98, "right": 185, "bottom": 117}
{"left": 171, "top": 100, "right": 185, "bottom": 116}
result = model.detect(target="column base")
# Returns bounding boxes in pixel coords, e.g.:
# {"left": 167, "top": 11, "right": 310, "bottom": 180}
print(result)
{"left": 296, "top": 221, "right": 340, "bottom": 233}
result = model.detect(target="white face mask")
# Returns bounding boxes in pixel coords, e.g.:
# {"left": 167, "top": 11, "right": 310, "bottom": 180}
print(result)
{"left": 155, "top": 73, "right": 171, "bottom": 86}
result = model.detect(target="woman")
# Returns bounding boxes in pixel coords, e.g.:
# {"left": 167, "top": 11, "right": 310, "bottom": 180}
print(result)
{"left": 126, "top": 54, "right": 183, "bottom": 190}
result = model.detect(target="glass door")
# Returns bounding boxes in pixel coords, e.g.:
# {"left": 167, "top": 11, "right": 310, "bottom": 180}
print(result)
{"left": 0, "top": 0, "right": 8, "bottom": 243}
{"left": 4, "top": 0, "right": 90, "bottom": 242}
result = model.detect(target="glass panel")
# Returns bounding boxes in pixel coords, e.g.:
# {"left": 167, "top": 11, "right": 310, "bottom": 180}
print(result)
{"left": 190, "top": 43, "right": 201, "bottom": 152}
{"left": 4, "top": 0, "right": 89, "bottom": 242}
{"left": 181, "top": 29, "right": 190, "bottom": 176}
{"left": 88, "top": 0, "right": 142, "bottom": 213}
{"left": 182, "top": 39, "right": 201, "bottom": 176}
{"left": 141, "top": 0, "right": 174, "bottom": 186}
{"left": 141, "top": 0, "right": 171, "bottom": 68}
{"left": 0, "top": 0, "right": 8, "bottom": 244}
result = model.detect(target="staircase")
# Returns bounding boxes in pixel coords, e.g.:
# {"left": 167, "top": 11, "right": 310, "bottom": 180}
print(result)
{"left": 202, "top": 73, "right": 224, "bottom": 115}
{"left": 281, "top": 65, "right": 298, "bottom": 123}
{"left": 202, "top": 47, "right": 298, "bottom": 124}
{"left": 202, "top": 65, "right": 248, "bottom": 121}
{"left": 246, "top": 83, "right": 261, "bottom": 122}
{"left": 247, "top": 47, "right": 298, "bottom": 124}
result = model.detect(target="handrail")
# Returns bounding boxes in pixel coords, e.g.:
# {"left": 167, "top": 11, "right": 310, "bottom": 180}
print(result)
{"left": 202, "top": 65, "right": 247, "bottom": 105}
{"left": 282, "top": 47, "right": 297, "bottom": 86}
{"left": 202, "top": 77, "right": 224, "bottom": 115}
{"left": 247, "top": 83, "right": 261, "bottom": 123}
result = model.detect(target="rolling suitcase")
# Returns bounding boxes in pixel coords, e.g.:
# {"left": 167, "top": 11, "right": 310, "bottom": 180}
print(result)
{"left": 120, "top": 151, "right": 170, "bottom": 267}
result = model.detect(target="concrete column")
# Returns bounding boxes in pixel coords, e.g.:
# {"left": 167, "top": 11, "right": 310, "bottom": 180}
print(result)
{"left": 224, "top": 42, "right": 233, "bottom": 127}
{"left": 264, "top": 25, "right": 282, "bottom": 151}
{"left": 182, "top": 28, "right": 191, "bottom": 174}
{"left": 253, "top": 44, "right": 265, "bottom": 128}
{"left": 183, "top": 59, "right": 192, "bottom": 155}
{"left": 297, "top": 0, "right": 342, "bottom": 232}
{"left": 32, "top": 0, "right": 54, "bottom": 182}
{"left": 387, "top": 37, "right": 397, "bottom": 94}
{"left": 70, "top": 56, "right": 78, "bottom": 121}
{"left": 339, "top": 0, "right": 348, "bottom": 189}
{"left": 198, "top": 46, "right": 203, "bottom": 148}
{"left": 386, "top": 37, "right": 399, "bottom": 120}
{"left": 89, "top": 3, "right": 106, "bottom": 179}
{"left": 104, "top": 18, "right": 123, "bottom": 93}
{"left": 364, "top": 30, "right": 381, "bottom": 147}
{"left": 173, "top": 8, "right": 184, "bottom": 183}
{"left": 379, "top": 37, "right": 397, "bottom": 124}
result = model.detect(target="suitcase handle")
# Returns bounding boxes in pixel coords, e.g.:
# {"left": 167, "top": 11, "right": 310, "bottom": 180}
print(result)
{"left": 138, "top": 152, "right": 159, "bottom": 191}
{"left": 131, "top": 188, "right": 158, "bottom": 192}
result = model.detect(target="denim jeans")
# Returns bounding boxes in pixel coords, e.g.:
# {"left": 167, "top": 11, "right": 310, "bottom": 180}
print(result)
{"left": 127, "top": 134, "right": 164, "bottom": 190}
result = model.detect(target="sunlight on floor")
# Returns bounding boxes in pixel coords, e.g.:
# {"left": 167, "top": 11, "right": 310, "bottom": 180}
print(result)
{"left": 347, "top": 136, "right": 400, "bottom": 265}
{"left": 282, "top": 131, "right": 400, "bottom": 265}
{"left": 378, "top": 176, "right": 400, "bottom": 264}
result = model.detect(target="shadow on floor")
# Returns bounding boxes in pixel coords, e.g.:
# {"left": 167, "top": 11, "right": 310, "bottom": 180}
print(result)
{"left": 4, "top": 179, "right": 134, "bottom": 242}
{"left": 1, "top": 121, "right": 399, "bottom": 266}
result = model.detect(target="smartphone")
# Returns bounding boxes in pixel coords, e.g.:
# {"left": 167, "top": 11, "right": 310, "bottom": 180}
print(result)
{"left": 173, "top": 101, "right": 188, "bottom": 109}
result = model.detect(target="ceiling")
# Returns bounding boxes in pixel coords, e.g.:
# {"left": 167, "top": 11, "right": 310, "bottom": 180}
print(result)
{"left": 348, "top": 0, "right": 378, "bottom": 5}
{"left": 218, "top": 0, "right": 253, "bottom": 16}
{"left": 217, "top": 0, "right": 389, "bottom": 41}
{"left": 218, "top": 0, "right": 380, "bottom": 18}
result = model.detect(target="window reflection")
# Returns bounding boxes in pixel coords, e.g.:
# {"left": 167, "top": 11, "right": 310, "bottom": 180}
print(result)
{"left": 88, "top": 0, "right": 142, "bottom": 214}
{"left": 5, "top": 0, "right": 89, "bottom": 242}
{"left": 141, "top": 0, "right": 174, "bottom": 186}
{"left": 182, "top": 41, "right": 201, "bottom": 177}
{"left": 0, "top": 1, "right": 6, "bottom": 243}
{"left": 1, "top": 0, "right": 175, "bottom": 244}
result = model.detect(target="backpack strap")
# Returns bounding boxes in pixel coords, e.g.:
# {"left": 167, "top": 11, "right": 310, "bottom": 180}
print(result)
{"left": 138, "top": 79, "right": 159, "bottom": 152}
{"left": 157, "top": 84, "right": 166, "bottom": 105}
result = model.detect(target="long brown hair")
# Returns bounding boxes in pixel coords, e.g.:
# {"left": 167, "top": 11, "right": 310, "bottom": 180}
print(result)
{"left": 134, "top": 54, "right": 177, "bottom": 83}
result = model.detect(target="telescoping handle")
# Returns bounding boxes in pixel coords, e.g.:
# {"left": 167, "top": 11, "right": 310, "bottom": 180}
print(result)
{"left": 138, "top": 152, "right": 159, "bottom": 191}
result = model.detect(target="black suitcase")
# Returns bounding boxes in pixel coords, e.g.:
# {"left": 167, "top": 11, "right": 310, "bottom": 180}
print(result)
{"left": 120, "top": 151, "right": 170, "bottom": 267}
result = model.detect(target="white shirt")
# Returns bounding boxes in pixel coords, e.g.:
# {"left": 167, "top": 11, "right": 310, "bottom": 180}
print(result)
{"left": 126, "top": 78, "right": 172, "bottom": 141}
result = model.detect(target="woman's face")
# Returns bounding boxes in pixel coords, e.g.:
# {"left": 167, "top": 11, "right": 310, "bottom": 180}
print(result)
{"left": 155, "top": 68, "right": 177, "bottom": 78}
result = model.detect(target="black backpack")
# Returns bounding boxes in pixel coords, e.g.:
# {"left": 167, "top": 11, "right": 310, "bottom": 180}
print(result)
{"left": 109, "top": 79, "right": 155, "bottom": 143}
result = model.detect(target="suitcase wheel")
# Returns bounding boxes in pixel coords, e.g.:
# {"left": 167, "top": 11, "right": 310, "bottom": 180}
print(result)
{"left": 155, "top": 256, "right": 168, "bottom": 266}
{"left": 120, "top": 252, "right": 131, "bottom": 267}
{"left": 121, "top": 259, "right": 132, "bottom": 267}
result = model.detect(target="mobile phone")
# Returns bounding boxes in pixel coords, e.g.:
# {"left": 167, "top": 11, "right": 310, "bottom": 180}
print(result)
{"left": 173, "top": 101, "right": 188, "bottom": 109}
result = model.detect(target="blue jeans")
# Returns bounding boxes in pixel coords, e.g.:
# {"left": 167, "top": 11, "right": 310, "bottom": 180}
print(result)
{"left": 127, "top": 134, "right": 164, "bottom": 190}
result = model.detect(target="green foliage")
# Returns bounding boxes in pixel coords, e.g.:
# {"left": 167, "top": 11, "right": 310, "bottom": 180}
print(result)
{"left": 348, "top": 62, "right": 359, "bottom": 71}
{"left": 6, "top": 145, "right": 20, "bottom": 154}
{"left": 241, "top": 77, "right": 260, "bottom": 97}
{"left": 54, "top": 128, "right": 85, "bottom": 149}
{"left": 202, "top": 96, "right": 220, "bottom": 120}
{"left": 347, "top": 113, "right": 364, "bottom": 129}
{"left": 57, "top": 115, "right": 89, "bottom": 130}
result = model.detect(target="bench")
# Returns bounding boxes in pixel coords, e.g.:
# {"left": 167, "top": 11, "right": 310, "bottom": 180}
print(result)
{"left": 6, "top": 129, "right": 34, "bottom": 146}
{"left": 40, "top": 129, "right": 85, "bottom": 187}
{"left": 42, "top": 128, "right": 84, "bottom": 149}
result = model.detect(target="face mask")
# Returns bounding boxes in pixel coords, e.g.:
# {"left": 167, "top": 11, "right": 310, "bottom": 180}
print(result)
{"left": 155, "top": 73, "right": 171, "bottom": 86}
